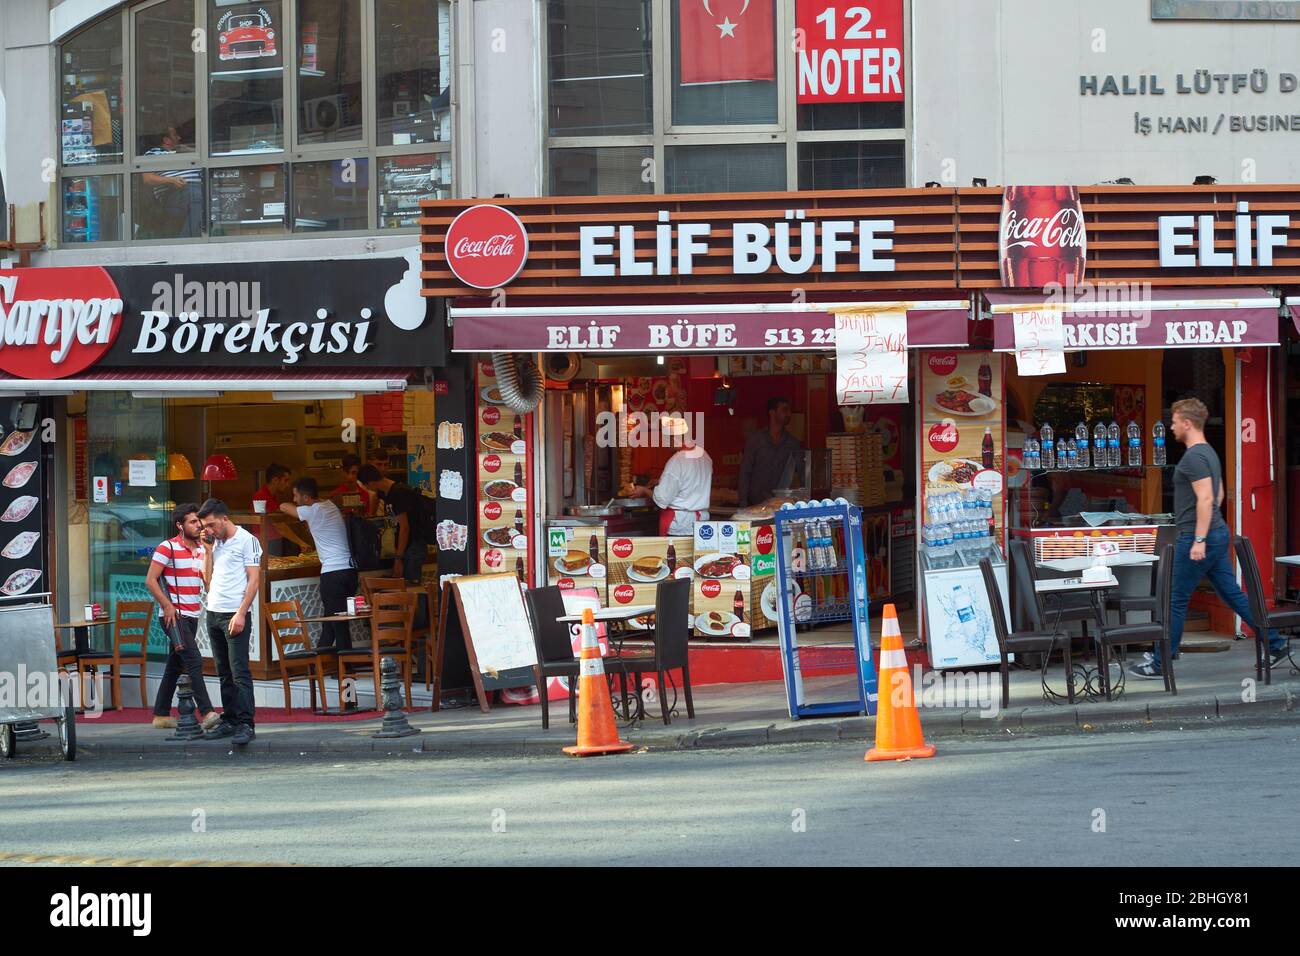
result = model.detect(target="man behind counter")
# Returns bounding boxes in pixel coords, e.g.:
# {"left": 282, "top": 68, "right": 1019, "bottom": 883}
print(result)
{"left": 358, "top": 464, "right": 428, "bottom": 583}
{"left": 330, "top": 453, "right": 373, "bottom": 516}
{"left": 738, "top": 397, "right": 802, "bottom": 507}
{"left": 252, "top": 463, "right": 312, "bottom": 556}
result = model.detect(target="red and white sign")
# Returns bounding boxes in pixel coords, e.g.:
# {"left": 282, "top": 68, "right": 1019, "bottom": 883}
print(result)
{"left": 679, "top": 0, "right": 776, "bottom": 85}
{"left": 481, "top": 406, "right": 501, "bottom": 426}
{"left": 482, "top": 454, "right": 502, "bottom": 474}
{"left": 700, "top": 579, "right": 723, "bottom": 599}
{"left": 927, "top": 353, "right": 958, "bottom": 377}
{"left": 613, "top": 584, "right": 636, "bottom": 605}
{"left": 611, "top": 539, "right": 635, "bottom": 560}
{"left": 445, "top": 204, "right": 529, "bottom": 290}
{"left": 755, "top": 525, "right": 775, "bottom": 555}
{"left": 0, "top": 268, "right": 124, "bottom": 379}
{"left": 928, "top": 421, "right": 959, "bottom": 454}
{"left": 796, "top": 1, "right": 904, "bottom": 104}
{"left": 482, "top": 501, "right": 503, "bottom": 521}
{"left": 999, "top": 186, "right": 1087, "bottom": 288}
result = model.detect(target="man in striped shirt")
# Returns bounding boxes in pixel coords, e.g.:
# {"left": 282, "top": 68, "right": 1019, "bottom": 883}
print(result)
{"left": 147, "top": 503, "right": 220, "bottom": 731}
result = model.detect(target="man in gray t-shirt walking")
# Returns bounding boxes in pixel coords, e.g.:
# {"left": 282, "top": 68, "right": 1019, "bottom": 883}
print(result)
{"left": 1131, "top": 399, "right": 1285, "bottom": 679}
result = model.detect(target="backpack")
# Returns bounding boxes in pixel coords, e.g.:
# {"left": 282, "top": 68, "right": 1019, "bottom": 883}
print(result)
{"left": 414, "top": 492, "right": 438, "bottom": 543}
{"left": 345, "top": 514, "right": 382, "bottom": 571}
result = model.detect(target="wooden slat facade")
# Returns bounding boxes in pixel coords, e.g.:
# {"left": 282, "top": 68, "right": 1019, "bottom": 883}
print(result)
{"left": 421, "top": 185, "right": 1300, "bottom": 299}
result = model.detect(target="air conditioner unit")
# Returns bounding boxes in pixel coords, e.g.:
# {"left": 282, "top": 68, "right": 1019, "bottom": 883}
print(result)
{"left": 303, "top": 94, "right": 349, "bottom": 133}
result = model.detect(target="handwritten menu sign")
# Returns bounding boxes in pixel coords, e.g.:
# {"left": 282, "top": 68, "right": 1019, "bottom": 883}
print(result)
{"left": 834, "top": 309, "right": 909, "bottom": 405}
{"left": 1012, "top": 309, "right": 1066, "bottom": 376}
{"left": 435, "top": 573, "right": 539, "bottom": 713}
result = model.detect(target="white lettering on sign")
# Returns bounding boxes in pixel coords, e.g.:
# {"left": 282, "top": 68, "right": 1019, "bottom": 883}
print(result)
{"left": 1165, "top": 319, "right": 1249, "bottom": 344}
{"left": 1060, "top": 322, "right": 1138, "bottom": 347}
{"left": 834, "top": 309, "right": 908, "bottom": 406}
{"left": 579, "top": 211, "right": 896, "bottom": 278}
{"left": 545, "top": 323, "right": 622, "bottom": 350}
{"left": 0, "top": 277, "right": 123, "bottom": 366}
{"left": 452, "top": 233, "right": 518, "bottom": 260}
{"left": 134, "top": 309, "right": 373, "bottom": 363}
{"left": 1159, "top": 202, "right": 1290, "bottom": 268}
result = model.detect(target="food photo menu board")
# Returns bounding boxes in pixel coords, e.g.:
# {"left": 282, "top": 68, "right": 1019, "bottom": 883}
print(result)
{"left": 919, "top": 351, "right": 1007, "bottom": 550}
{"left": 0, "top": 426, "right": 44, "bottom": 602}
{"left": 475, "top": 362, "right": 532, "bottom": 586}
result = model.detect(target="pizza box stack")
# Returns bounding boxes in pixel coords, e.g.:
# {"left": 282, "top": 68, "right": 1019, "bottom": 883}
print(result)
{"left": 546, "top": 525, "right": 609, "bottom": 603}
{"left": 605, "top": 536, "right": 693, "bottom": 632}
{"left": 827, "top": 433, "right": 861, "bottom": 491}
{"left": 860, "top": 432, "right": 886, "bottom": 508}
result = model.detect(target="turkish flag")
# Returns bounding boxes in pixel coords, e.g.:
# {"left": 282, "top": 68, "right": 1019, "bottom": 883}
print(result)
{"left": 678, "top": 0, "right": 776, "bottom": 85}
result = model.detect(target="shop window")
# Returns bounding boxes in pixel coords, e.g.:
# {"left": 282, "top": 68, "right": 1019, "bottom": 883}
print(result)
{"left": 547, "top": 0, "right": 653, "bottom": 136}
{"left": 62, "top": 175, "right": 125, "bottom": 243}
{"left": 797, "top": 140, "right": 905, "bottom": 191}
{"left": 375, "top": 0, "right": 451, "bottom": 147}
{"left": 293, "top": 159, "right": 369, "bottom": 232}
{"left": 797, "top": 101, "right": 905, "bottom": 132}
{"left": 132, "top": 169, "right": 205, "bottom": 239}
{"left": 665, "top": 143, "right": 785, "bottom": 193}
{"left": 60, "top": 15, "right": 125, "bottom": 167}
{"left": 208, "top": 0, "right": 286, "bottom": 155}
{"left": 670, "top": 0, "right": 777, "bottom": 126}
{"left": 549, "top": 146, "right": 653, "bottom": 196}
{"left": 135, "top": 0, "right": 197, "bottom": 157}
{"left": 378, "top": 153, "right": 451, "bottom": 229}
{"left": 297, "top": 0, "right": 363, "bottom": 145}
{"left": 208, "top": 163, "right": 288, "bottom": 236}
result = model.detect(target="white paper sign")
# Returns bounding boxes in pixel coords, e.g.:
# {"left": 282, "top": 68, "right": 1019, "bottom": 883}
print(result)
{"left": 834, "top": 310, "right": 909, "bottom": 405}
{"left": 128, "top": 459, "right": 157, "bottom": 487}
{"left": 92, "top": 476, "right": 108, "bottom": 503}
{"left": 1012, "top": 309, "right": 1067, "bottom": 376}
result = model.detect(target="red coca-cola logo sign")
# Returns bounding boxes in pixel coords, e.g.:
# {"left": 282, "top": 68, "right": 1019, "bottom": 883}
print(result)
{"left": 483, "top": 549, "right": 503, "bottom": 570}
{"left": 701, "top": 580, "right": 722, "bottom": 599}
{"left": 0, "top": 268, "right": 124, "bottom": 379}
{"left": 445, "top": 205, "right": 529, "bottom": 290}
{"left": 482, "top": 406, "right": 500, "bottom": 426}
{"left": 480, "top": 361, "right": 495, "bottom": 378}
{"left": 482, "top": 454, "right": 502, "bottom": 473}
{"left": 755, "top": 526, "right": 775, "bottom": 555}
{"left": 611, "top": 539, "right": 634, "bottom": 560}
{"left": 928, "top": 422, "right": 960, "bottom": 453}
{"left": 557, "top": 578, "right": 576, "bottom": 591}
{"left": 999, "top": 186, "right": 1087, "bottom": 288}
{"left": 483, "top": 501, "right": 502, "bottom": 520}
{"left": 927, "top": 353, "right": 958, "bottom": 376}
{"left": 613, "top": 584, "right": 635, "bottom": 604}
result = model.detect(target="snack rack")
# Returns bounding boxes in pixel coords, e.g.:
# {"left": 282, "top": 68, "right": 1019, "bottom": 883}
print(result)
{"left": 772, "top": 502, "right": 878, "bottom": 720}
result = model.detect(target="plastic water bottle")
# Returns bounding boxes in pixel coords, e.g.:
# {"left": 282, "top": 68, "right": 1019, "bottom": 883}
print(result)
{"left": 1066, "top": 438, "right": 1079, "bottom": 469}
{"left": 1108, "top": 421, "right": 1121, "bottom": 467}
{"left": 1040, "top": 423, "right": 1055, "bottom": 470}
{"left": 952, "top": 583, "right": 977, "bottom": 642}
{"left": 1094, "top": 423, "right": 1109, "bottom": 469}
{"left": 1024, "top": 438, "right": 1039, "bottom": 470}
{"left": 1075, "top": 422, "right": 1090, "bottom": 469}
{"left": 1127, "top": 420, "right": 1143, "bottom": 467}
{"left": 1153, "top": 421, "right": 1167, "bottom": 466}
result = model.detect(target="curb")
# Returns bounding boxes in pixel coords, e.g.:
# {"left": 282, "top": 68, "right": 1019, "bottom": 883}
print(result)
{"left": 9, "top": 686, "right": 1299, "bottom": 760}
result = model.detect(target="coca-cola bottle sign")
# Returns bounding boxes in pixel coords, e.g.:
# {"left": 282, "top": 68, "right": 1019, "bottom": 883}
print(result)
{"left": 445, "top": 204, "right": 530, "bottom": 290}
{"left": 998, "top": 186, "right": 1087, "bottom": 289}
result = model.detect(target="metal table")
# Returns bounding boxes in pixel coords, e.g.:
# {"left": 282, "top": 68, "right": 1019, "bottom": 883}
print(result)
{"left": 1035, "top": 575, "right": 1120, "bottom": 702}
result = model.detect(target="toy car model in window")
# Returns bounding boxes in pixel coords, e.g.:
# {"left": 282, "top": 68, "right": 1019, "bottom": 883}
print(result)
{"left": 219, "top": 12, "right": 277, "bottom": 61}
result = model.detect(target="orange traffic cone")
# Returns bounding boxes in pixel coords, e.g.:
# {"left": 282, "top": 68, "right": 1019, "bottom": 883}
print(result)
{"left": 866, "top": 603, "right": 935, "bottom": 762}
{"left": 563, "top": 608, "right": 635, "bottom": 757}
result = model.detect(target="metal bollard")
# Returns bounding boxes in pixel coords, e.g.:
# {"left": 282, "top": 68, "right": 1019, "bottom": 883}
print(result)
{"left": 168, "top": 674, "right": 206, "bottom": 741}
{"left": 372, "top": 656, "right": 420, "bottom": 738}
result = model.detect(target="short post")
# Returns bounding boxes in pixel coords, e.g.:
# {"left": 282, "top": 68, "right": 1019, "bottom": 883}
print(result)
{"left": 373, "top": 656, "right": 420, "bottom": 738}
{"left": 168, "top": 674, "right": 205, "bottom": 741}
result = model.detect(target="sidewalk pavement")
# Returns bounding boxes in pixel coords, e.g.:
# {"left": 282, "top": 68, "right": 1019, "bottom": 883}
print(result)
{"left": 12, "top": 639, "right": 1298, "bottom": 760}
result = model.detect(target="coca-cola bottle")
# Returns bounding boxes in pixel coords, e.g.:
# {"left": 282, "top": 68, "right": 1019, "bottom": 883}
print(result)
{"left": 999, "top": 185, "right": 1087, "bottom": 288}
{"left": 514, "top": 509, "right": 525, "bottom": 533}
{"left": 512, "top": 414, "right": 523, "bottom": 440}
{"left": 733, "top": 588, "right": 745, "bottom": 624}
{"left": 981, "top": 428, "right": 995, "bottom": 470}
{"left": 515, "top": 557, "right": 525, "bottom": 584}
{"left": 978, "top": 359, "right": 992, "bottom": 398}
{"left": 513, "top": 461, "right": 523, "bottom": 486}
{"left": 666, "top": 543, "right": 677, "bottom": 573}
{"left": 588, "top": 534, "right": 600, "bottom": 563}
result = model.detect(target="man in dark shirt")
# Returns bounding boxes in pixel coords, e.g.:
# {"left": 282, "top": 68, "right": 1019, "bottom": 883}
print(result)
{"left": 738, "top": 397, "right": 802, "bottom": 506}
{"left": 1131, "top": 398, "right": 1286, "bottom": 679}
{"left": 358, "top": 465, "right": 427, "bottom": 583}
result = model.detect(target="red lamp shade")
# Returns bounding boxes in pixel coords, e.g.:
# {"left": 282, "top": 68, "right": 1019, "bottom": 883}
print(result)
{"left": 201, "top": 454, "right": 239, "bottom": 481}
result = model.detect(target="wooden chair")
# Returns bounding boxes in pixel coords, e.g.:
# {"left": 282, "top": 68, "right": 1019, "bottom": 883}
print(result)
{"left": 361, "top": 576, "right": 439, "bottom": 692}
{"left": 76, "top": 600, "right": 151, "bottom": 711}
{"left": 980, "top": 557, "right": 1075, "bottom": 707}
{"left": 337, "top": 590, "right": 418, "bottom": 709}
{"left": 264, "top": 599, "right": 338, "bottom": 713}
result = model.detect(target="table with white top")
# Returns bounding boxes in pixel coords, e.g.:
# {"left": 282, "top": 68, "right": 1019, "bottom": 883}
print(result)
{"left": 1034, "top": 575, "right": 1121, "bottom": 703}
{"left": 1037, "top": 553, "right": 1158, "bottom": 573}
{"left": 556, "top": 605, "right": 656, "bottom": 624}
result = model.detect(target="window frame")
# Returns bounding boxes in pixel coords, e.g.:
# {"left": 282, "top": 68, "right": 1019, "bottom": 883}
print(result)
{"left": 543, "top": 0, "right": 912, "bottom": 195}
{"left": 57, "top": 0, "right": 454, "bottom": 246}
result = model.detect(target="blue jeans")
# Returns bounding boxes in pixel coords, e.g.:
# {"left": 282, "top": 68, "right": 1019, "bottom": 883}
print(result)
{"left": 1164, "top": 527, "right": 1282, "bottom": 670}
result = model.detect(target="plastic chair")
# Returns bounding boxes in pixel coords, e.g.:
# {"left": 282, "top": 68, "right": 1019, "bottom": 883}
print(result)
{"left": 979, "top": 557, "right": 1074, "bottom": 707}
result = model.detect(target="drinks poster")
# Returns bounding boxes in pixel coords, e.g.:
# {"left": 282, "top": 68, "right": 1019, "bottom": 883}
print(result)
{"left": 476, "top": 362, "right": 531, "bottom": 587}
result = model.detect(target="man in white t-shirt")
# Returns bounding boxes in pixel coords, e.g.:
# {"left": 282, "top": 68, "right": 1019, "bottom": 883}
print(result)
{"left": 197, "top": 498, "right": 262, "bottom": 745}
{"left": 632, "top": 416, "right": 712, "bottom": 536}
{"left": 281, "top": 477, "right": 357, "bottom": 650}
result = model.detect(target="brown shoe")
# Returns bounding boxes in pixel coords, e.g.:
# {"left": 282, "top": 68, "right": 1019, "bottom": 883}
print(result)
{"left": 200, "top": 711, "right": 222, "bottom": 731}
{"left": 152, "top": 716, "right": 178, "bottom": 730}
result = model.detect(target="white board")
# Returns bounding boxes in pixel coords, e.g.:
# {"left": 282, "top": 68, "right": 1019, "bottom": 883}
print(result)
{"left": 453, "top": 574, "right": 537, "bottom": 676}
{"left": 923, "top": 563, "right": 1011, "bottom": 670}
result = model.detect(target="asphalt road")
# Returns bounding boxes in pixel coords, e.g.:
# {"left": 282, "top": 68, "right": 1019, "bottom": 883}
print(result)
{"left": 1, "top": 725, "right": 1297, "bottom": 866}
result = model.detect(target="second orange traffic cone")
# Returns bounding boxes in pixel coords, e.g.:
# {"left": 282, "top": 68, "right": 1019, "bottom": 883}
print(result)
{"left": 563, "top": 608, "right": 635, "bottom": 757}
{"left": 866, "top": 603, "right": 935, "bottom": 762}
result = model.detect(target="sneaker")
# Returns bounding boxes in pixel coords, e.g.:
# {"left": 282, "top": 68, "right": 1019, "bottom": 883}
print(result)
{"left": 151, "top": 716, "right": 177, "bottom": 730}
{"left": 200, "top": 711, "right": 223, "bottom": 731}
{"left": 203, "top": 721, "right": 237, "bottom": 740}
{"left": 1269, "top": 646, "right": 1292, "bottom": 668}
{"left": 1129, "top": 661, "right": 1163, "bottom": 680}
{"left": 231, "top": 724, "right": 255, "bottom": 746}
